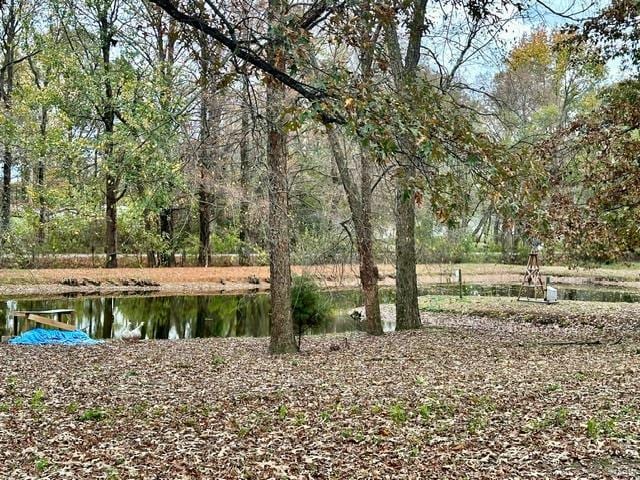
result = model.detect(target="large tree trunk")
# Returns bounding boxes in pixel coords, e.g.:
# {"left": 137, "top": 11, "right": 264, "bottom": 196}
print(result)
{"left": 196, "top": 35, "right": 216, "bottom": 267}
{"left": 325, "top": 124, "right": 383, "bottom": 335}
{"left": 100, "top": 8, "right": 118, "bottom": 269}
{"left": 267, "top": 0, "right": 296, "bottom": 354}
{"left": 384, "top": 1, "right": 427, "bottom": 330}
{"left": 395, "top": 176, "right": 420, "bottom": 329}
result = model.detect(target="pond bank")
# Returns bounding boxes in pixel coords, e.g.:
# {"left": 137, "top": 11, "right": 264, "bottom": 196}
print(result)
{"left": 1, "top": 262, "right": 639, "bottom": 297}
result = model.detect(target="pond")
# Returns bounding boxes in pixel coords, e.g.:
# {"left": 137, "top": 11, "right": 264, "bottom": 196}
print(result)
{"left": 2, "top": 283, "right": 639, "bottom": 339}
{"left": 1, "top": 289, "right": 396, "bottom": 340}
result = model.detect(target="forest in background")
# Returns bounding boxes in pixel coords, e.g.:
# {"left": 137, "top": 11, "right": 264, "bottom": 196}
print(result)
{"left": 0, "top": 0, "right": 637, "bottom": 270}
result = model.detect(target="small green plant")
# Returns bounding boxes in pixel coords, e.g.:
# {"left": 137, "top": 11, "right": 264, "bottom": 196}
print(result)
{"left": 414, "top": 375, "right": 426, "bottom": 386}
{"left": 79, "top": 408, "right": 106, "bottom": 421}
{"left": 586, "top": 416, "right": 618, "bottom": 439}
{"left": 65, "top": 402, "right": 79, "bottom": 414}
{"left": 371, "top": 404, "right": 383, "bottom": 415}
{"left": 529, "top": 407, "right": 570, "bottom": 431}
{"left": 35, "top": 457, "right": 49, "bottom": 472}
{"left": 341, "top": 428, "right": 353, "bottom": 439}
{"left": 132, "top": 402, "right": 149, "bottom": 416}
{"left": 0, "top": 402, "right": 9, "bottom": 413}
{"left": 545, "top": 383, "right": 561, "bottom": 393}
{"left": 106, "top": 467, "right": 120, "bottom": 480}
{"left": 319, "top": 410, "right": 331, "bottom": 422}
{"left": 212, "top": 355, "right": 225, "bottom": 366}
{"left": 30, "top": 389, "right": 45, "bottom": 410}
{"left": 468, "top": 413, "right": 488, "bottom": 434}
{"left": 418, "top": 403, "right": 434, "bottom": 420}
{"left": 277, "top": 404, "right": 288, "bottom": 419}
{"left": 389, "top": 403, "right": 407, "bottom": 424}
{"left": 291, "top": 275, "right": 332, "bottom": 350}
{"left": 418, "top": 398, "right": 455, "bottom": 421}
{"left": 183, "top": 417, "right": 197, "bottom": 427}
{"left": 552, "top": 407, "right": 569, "bottom": 427}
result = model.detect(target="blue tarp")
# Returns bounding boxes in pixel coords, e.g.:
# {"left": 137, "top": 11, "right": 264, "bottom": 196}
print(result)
{"left": 9, "top": 328, "right": 103, "bottom": 346}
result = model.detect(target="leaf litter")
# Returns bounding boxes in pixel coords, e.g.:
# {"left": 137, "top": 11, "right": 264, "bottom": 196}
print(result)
{"left": 1, "top": 304, "right": 639, "bottom": 479}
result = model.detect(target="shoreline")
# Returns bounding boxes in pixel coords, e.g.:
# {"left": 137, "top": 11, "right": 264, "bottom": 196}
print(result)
{"left": 1, "top": 263, "right": 639, "bottom": 298}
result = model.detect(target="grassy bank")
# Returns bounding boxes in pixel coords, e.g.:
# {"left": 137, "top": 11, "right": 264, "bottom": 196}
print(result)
{"left": 419, "top": 295, "right": 640, "bottom": 331}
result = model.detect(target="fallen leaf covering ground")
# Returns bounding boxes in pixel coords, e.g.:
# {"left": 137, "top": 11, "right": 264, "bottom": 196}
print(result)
{"left": 1, "top": 262, "right": 639, "bottom": 297}
{"left": 1, "top": 307, "right": 640, "bottom": 479}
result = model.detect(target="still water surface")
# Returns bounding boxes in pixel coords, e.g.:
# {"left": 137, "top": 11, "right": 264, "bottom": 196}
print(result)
{"left": 2, "top": 284, "right": 638, "bottom": 339}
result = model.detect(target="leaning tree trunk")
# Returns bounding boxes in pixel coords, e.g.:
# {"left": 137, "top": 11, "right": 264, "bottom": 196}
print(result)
{"left": 266, "top": 0, "right": 296, "bottom": 354}
{"left": 325, "top": 124, "right": 383, "bottom": 335}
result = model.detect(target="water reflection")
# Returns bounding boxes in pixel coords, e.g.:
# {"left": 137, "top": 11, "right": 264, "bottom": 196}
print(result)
{"left": 1, "top": 292, "right": 365, "bottom": 340}
{"left": 2, "top": 284, "right": 638, "bottom": 339}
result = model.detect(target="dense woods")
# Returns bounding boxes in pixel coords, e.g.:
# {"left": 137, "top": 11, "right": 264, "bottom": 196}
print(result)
{"left": 1, "top": 0, "right": 639, "bottom": 350}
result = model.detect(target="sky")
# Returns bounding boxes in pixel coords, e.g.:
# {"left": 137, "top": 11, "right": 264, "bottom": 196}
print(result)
{"left": 423, "top": 0, "right": 620, "bottom": 88}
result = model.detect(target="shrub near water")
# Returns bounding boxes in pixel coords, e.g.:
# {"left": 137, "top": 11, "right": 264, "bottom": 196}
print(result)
{"left": 291, "top": 275, "right": 331, "bottom": 350}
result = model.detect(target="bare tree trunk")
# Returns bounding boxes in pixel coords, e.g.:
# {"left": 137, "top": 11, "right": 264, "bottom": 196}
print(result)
{"left": 238, "top": 103, "right": 251, "bottom": 266}
{"left": 326, "top": 124, "right": 383, "bottom": 335}
{"left": 1, "top": 148, "right": 10, "bottom": 234}
{"left": 99, "top": 7, "right": 118, "bottom": 268}
{"left": 159, "top": 208, "right": 175, "bottom": 266}
{"left": 196, "top": 34, "right": 216, "bottom": 267}
{"left": 198, "top": 185, "right": 212, "bottom": 266}
{"left": 197, "top": 95, "right": 213, "bottom": 267}
{"left": 267, "top": 0, "right": 296, "bottom": 354}
{"left": 36, "top": 106, "right": 47, "bottom": 246}
{"left": 0, "top": 0, "right": 16, "bottom": 236}
{"left": 105, "top": 172, "right": 118, "bottom": 268}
